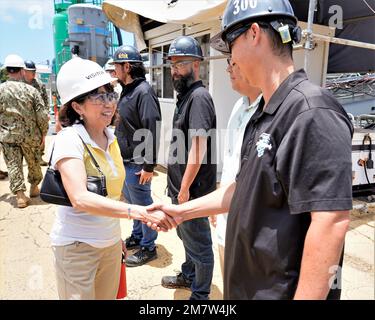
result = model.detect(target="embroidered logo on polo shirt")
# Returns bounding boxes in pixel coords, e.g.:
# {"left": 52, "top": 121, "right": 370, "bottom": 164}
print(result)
{"left": 256, "top": 133, "right": 272, "bottom": 158}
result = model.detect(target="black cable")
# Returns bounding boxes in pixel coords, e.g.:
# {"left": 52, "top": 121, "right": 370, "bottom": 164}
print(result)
{"left": 115, "top": 26, "right": 123, "bottom": 46}
{"left": 367, "top": 134, "right": 372, "bottom": 163}
{"left": 364, "top": 162, "right": 371, "bottom": 185}
{"left": 364, "top": 123, "right": 375, "bottom": 130}
{"left": 362, "top": 134, "right": 373, "bottom": 184}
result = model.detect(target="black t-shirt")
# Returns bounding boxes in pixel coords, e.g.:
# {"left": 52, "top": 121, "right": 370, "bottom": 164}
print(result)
{"left": 167, "top": 80, "right": 217, "bottom": 200}
{"left": 224, "top": 69, "right": 353, "bottom": 300}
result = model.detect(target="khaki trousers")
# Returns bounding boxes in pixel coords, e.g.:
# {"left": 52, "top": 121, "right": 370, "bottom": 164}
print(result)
{"left": 53, "top": 240, "right": 122, "bottom": 300}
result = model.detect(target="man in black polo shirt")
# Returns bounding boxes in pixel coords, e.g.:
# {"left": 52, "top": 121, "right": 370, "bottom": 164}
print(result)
{"left": 149, "top": 0, "right": 353, "bottom": 300}
{"left": 160, "top": 36, "right": 217, "bottom": 300}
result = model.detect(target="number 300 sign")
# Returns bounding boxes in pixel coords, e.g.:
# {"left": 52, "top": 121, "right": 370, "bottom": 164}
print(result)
{"left": 233, "top": 0, "right": 258, "bottom": 15}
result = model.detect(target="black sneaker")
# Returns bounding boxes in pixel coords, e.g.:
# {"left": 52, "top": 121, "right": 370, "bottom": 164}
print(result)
{"left": 125, "top": 247, "right": 157, "bottom": 267}
{"left": 124, "top": 235, "right": 141, "bottom": 250}
{"left": 161, "top": 272, "right": 192, "bottom": 290}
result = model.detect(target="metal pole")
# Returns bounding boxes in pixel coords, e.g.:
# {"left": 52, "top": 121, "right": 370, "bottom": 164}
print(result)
{"left": 90, "top": 25, "right": 97, "bottom": 62}
{"left": 309, "top": 32, "right": 375, "bottom": 51}
{"left": 304, "top": 0, "right": 317, "bottom": 71}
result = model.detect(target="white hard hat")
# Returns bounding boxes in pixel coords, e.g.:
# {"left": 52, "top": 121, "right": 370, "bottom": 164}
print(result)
{"left": 4, "top": 54, "right": 25, "bottom": 68}
{"left": 57, "top": 57, "right": 116, "bottom": 105}
{"left": 104, "top": 58, "right": 115, "bottom": 71}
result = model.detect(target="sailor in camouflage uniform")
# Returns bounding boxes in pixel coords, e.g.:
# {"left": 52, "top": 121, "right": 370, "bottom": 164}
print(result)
{"left": 23, "top": 60, "right": 50, "bottom": 166}
{"left": 0, "top": 54, "right": 49, "bottom": 208}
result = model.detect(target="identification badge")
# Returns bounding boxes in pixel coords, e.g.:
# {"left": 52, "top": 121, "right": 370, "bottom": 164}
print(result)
{"left": 278, "top": 25, "right": 292, "bottom": 44}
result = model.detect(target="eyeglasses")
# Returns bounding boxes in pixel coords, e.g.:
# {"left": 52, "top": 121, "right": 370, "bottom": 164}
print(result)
{"left": 85, "top": 92, "right": 119, "bottom": 106}
{"left": 167, "top": 60, "right": 195, "bottom": 70}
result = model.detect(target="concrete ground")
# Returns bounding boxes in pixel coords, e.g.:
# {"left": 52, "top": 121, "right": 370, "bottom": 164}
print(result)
{"left": 0, "top": 135, "right": 373, "bottom": 300}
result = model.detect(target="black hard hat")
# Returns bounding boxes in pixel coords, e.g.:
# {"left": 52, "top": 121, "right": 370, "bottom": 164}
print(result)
{"left": 112, "top": 45, "right": 142, "bottom": 63}
{"left": 210, "top": 0, "right": 299, "bottom": 54}
{"left": 24, "top": 60, "right": 36, "bottom": 71}
{"left": 167, "top": 36, "right": 204, "bottom": 60}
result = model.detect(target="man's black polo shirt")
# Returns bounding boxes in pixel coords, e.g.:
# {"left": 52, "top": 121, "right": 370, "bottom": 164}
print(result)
{"left": 115, "top": 78, "right": 161, "bottom": 172}
{"left": 167, "top": 80, "right": 217, "bottom": 200}
{"left": 224, "top": 69, "right": 353, "bottom": 300}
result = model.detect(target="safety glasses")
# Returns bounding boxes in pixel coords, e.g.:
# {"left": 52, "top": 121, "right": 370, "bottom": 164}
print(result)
{"left": 167, "top": 60, "right": 196, "bottom": 70}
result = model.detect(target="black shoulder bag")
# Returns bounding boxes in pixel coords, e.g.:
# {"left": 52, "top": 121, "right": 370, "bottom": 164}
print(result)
{"left": 40, "top": 135, "right": 108, "bottom": 207}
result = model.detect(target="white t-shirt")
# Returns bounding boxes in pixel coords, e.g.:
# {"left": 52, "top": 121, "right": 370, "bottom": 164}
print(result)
{"left": 49, "top": 124, "right": 122, "bottom": 248}
{"left": 216, "top": 95, "right": 262, "bottom": 246}
{"left": 114, "top": 82, "right": 122, "bottom": 98}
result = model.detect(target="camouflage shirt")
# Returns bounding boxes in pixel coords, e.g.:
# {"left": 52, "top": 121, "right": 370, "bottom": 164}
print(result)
{"left": 27, "top": 78, "right": 49, "bottom": 112}
{"left": 0, "top": 79, "right": 49, "bottom": 146}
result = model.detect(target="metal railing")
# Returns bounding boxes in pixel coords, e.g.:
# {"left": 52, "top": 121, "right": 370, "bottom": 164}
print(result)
{"left": 326, "top": 73, "right": 375, "bottom": 99}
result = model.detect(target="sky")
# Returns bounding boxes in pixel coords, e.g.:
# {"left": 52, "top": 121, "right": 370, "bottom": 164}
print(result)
{"left": 0, "top": 0, "right": 134, "bottom": 66}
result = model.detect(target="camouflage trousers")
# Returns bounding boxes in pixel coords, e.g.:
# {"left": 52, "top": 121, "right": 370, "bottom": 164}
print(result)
{"left": 0, "top": 142, "right": 43, "bottom": 194}
{"left": 0, "top": 145, "right": 5, "bottom": 169}
{"left": 37, "top": 140, "right": 46, "bottom": 162}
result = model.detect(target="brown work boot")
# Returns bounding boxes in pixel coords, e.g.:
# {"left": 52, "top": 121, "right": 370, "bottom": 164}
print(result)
{"left": 0, "top": 170, "right": 8, "bottom": 180}
{"left": 29, "top": 184, "right": 40, "bottom": 198}
{"left": 16, "top": 191, "right": 31, "bottom": 208}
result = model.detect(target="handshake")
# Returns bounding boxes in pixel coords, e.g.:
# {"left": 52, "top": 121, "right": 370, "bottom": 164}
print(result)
{"left": 138, "top": 203, "right": 184, "bottom": 232}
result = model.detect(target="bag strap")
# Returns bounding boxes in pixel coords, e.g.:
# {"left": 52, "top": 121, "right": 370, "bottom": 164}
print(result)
{"left": 77, "top": 134, "right": 106, "bottom": 178}
{"left": 46, "top": 129, "right": 105, "bottom": 178}
{"left": 48, "top": 143, "right": 55, "bottom": 167}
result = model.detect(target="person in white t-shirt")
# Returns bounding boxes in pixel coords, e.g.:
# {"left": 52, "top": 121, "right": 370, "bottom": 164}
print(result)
{"left": 50, "top": 57, "right": 175, "bottom": 300}
{"left": 210, "top": 57, "right": 262, "bottom": 277}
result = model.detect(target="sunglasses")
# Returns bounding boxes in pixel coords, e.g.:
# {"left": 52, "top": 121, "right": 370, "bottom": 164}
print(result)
{"left": 76, "top": 91, "right": 118, "bottom": 106}
{"left": 86, "top": 92, "right": 119, "bottom": 105}
{"left": 225, "top": 21, "right": 270, "bottom": 50}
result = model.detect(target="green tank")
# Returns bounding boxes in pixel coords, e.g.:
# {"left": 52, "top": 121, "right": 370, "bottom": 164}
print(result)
{"left": 53, "top": 0, "right": 118, "bottom": 73}
{"left": 53, "top": 11, "right": 71, "bottom": 73}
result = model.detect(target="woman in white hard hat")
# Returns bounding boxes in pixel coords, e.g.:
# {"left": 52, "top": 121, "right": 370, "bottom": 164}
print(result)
{"left": 50, "top": 57, "right": 175, "bottom": 300}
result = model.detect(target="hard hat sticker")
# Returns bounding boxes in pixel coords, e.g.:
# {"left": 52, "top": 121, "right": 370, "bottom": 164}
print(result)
{"left": 118, "top": 53, "right": 129, "bottom": 59}
{"left": 233, "top": 0, "right": 258, "bottom": 16}
{"left": 85, "top": 70, "right": 105, "bottom": 80}
{"left": 278, "top": 24, "right": 292, "bottom": 43}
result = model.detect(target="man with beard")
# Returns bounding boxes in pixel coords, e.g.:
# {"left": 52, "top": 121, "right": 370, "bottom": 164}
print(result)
{"left": 161, "top": 36, "right": 217, "bottom": 300}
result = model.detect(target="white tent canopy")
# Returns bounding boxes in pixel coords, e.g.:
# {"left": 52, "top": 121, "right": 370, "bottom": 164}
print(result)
{"left": 102, "top": 0, "right": 227, "bottom": 50}
{"left": 102, "top": 0, "right": 226, "bottom": 24}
